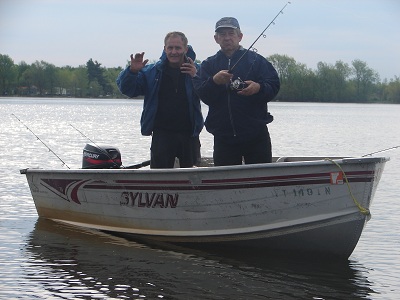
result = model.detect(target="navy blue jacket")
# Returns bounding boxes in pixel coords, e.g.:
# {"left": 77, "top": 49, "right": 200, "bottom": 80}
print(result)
{"left": 116, "top": 46, "right": 204, "bottom": 137}
{"left": 193, "top": 47, "right": 280, "bottom": 143}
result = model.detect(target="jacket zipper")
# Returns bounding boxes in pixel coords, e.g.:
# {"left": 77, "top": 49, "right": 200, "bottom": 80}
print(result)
{"left": 227, "top": 58, "right": 237, "bottom": 137}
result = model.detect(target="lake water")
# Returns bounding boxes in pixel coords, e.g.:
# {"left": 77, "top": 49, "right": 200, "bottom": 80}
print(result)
{"left": 1, "top": 98, "right": 399, "bottom": 299}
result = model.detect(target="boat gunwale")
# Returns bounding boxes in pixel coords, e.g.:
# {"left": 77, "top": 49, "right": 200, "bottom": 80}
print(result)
{"left": 20, "top": 156, "right": 389, "bottom": 175}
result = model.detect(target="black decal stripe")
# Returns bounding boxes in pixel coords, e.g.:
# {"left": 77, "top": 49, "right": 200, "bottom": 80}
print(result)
{"left": 83, "top": 177, "right": 373, "bottom": 191}
{"left": 201, "top": 171, "right": 374, "bottom": 184}
{"left": 115, "top": 179, "right": 191, "bottom": 184}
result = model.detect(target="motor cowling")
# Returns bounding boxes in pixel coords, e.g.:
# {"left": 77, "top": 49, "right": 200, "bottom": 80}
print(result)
{"left": 82, "top": 144, "right": 122, "bottom": 169}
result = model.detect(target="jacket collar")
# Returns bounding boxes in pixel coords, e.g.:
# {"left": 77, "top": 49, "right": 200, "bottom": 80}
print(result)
{"left": 217, "top": 45, "right": 245, "bottom": 59}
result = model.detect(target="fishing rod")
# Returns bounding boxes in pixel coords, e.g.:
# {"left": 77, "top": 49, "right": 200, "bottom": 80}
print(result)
{"left": 70, "top": 123, "right": 100, "bottom": 148}
{"left": 70, "top": 124, "right": 125, "bottom": 168}
{"left": 362, "top": 145, "right": 400, "bottom": 157}
{"left": 11, "top": 114, "right": 70, "bottom": 169}
{"left": 229, "top": 1, "right": 291, "bottom": 73}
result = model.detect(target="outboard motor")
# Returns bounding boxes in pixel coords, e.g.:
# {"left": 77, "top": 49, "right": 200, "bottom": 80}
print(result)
{"left": 82, "top": 144, "right": 122, "bottom": 169}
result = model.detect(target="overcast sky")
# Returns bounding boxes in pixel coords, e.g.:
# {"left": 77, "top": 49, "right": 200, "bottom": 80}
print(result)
{"left": 1, "top": 0, "right": 399, "bottom": 80}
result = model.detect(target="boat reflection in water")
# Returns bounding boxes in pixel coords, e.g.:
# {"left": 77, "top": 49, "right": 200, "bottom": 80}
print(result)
{"left": 24, "top": 218, "right": 375, "bottom": 299}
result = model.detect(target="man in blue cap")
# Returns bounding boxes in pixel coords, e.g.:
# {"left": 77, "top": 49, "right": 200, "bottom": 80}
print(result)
{"left": 193, "top": 17, "right": 280, "bottom": 166}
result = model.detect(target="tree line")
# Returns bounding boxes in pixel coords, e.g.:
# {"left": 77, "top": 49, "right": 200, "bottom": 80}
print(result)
{"left": 0, "top": 53, "right": 399, "bottom": 103}
{"left": 269, "top": 54, "right": 399, "bottom": 103}
{"left": 0, "top": 54, "right": 121, "bottom": 98}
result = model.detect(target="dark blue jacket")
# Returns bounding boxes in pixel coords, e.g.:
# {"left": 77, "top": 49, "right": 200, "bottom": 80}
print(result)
{"left": 116, "top": 46, "right": 204, "bottom": 137}
{"left": 193, "top": 47, "right": 280, "bottom": 143}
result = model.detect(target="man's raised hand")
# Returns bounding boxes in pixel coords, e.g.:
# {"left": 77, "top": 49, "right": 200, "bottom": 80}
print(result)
{"left": 130, "top": 52, "right": 149, "bottom": 73}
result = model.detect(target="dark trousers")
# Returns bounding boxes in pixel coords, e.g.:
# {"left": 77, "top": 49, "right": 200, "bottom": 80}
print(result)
{"left": 213, "top": 126, "right": 272, "bottom": 166}
{"left": 150, "top": 130, "right": 195, "bottom": 169}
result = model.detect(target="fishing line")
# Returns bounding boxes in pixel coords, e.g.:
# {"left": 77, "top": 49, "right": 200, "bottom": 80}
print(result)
{"left": 362, "top": 145, "right": 400, "bottom": 157}
{"left": 70, "top": 124, "right": 125, "bottom": 168}
{"left": 229, "top": 1, "right": 291, "bottom": 73}
{"left": 11, "top": 114, "right": 70, "bottom": 169}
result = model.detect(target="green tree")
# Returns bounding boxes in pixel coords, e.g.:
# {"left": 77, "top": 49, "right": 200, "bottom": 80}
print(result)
{"left": 73, "top": 66, "right": 89, "bottom": 97}
{"left": 19, "top": 63, "right": 35, "bottom": 95}
{"left": 30, "top": 61, "right": 48, "bottom": 95}
{"left": 315, "top": 61, "right": 352, "bottom": 102}
{"left": 104, "top": 67, "right": 123, "bottom": 96}
{"left": 16, "top": 61, "right": 30, "bottom": 94}
{"left": 42, "top": 62, "right": 58, "bottom": 95}
{"left": 268, "top": 54, "right": 315, "bottom": 101}
{"left": 0, "top": 54, "right": 17, "bottom": 95}
{"left": 268, "top": 54, "right": 297, "bottom": 85}
{"left": 334, "top": 61, "right": 352, "bottom": 101}
{"left": 86, "top": 58, "right": 101, "bottom": 85}
{"left": 385, "top": 76, "right": 400, "bottom": 103}
{"left": 86, "top": 58, "right": 114, "bottom": 96}
{"left": 58, "top": 66, "right": 75, "bottom": 96}
{"left": 287, "top": 63, "right": 316, "bottom": 102}
{"left": 351, "top": 59, "right": 379, "bottom": 102}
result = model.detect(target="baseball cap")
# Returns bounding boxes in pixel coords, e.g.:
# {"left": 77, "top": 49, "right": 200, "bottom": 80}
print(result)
{"left": 215, "top": 17, "right": 240, "bottom": 31}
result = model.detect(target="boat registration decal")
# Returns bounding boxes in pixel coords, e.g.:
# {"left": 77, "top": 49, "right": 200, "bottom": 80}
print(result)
{"left": 330, "top": 172, "right": 344, "bottom": 184}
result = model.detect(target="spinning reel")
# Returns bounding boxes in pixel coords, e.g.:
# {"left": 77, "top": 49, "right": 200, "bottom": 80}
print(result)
{"left": 230, "top": 77, "right": 248, "bottom": 91}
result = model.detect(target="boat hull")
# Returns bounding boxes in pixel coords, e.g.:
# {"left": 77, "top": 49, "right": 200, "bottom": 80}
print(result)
{"left": 21, "top": 156, "right": 388, "bottom": 258}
